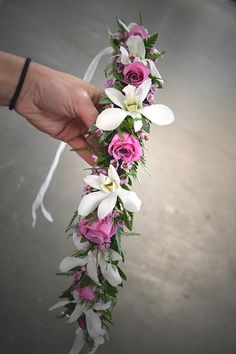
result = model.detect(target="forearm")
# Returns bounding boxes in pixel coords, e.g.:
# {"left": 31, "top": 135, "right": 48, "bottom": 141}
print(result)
{"left": 0, "top": 51, "right": 25, "bottom": 106}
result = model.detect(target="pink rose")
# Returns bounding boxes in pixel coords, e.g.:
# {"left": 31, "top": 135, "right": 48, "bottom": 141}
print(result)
{"left": 77, "top": 214, "right": 117, "bottom": 245}
{"left": 123, "top": 62, "right": 150, "bottom": 87}
{"left": 125, "top": 24, "right": 149, "bottom": 40}
{"left": 108, "top": 133, "right": 142, "bottom": 163}
{"left": 76, "top": 285, "right": 97, "bottom": 301}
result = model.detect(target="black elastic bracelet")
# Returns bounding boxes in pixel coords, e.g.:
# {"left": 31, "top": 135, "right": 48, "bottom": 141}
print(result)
{"left": 9, "top": 57, "right": 31, "bottom": 110}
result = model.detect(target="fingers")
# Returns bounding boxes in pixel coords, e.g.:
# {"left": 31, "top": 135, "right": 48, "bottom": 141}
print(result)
{"left": 68, "top": 136, "right": 94, "bottom": 165}
{"left": 73, "top": 85, "right": 103, "bottom": 129}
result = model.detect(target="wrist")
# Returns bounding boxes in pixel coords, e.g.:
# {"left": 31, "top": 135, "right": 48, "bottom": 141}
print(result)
{"left": 0, "top": 52, "right": 25, "bottom": 106}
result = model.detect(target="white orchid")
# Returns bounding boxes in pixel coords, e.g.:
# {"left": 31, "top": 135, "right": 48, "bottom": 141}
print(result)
{"left": 49, "top": 289, "right": 111, "bottom": 346}
{"left": 78, "top": 164, "right": 141, "bottom": 219}
{"left": 96, "top": 78, "right": 174, "bottom": 132}
{"left": 120, "top": 35, "right": 162, "bottom": 81}
{"left": 59, "top": 231, "right": 123, "bottom": 287}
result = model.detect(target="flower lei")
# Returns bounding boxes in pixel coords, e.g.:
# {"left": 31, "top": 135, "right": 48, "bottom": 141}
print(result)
{"left": 49, "top": 17, "right": 174, "bottom": 353}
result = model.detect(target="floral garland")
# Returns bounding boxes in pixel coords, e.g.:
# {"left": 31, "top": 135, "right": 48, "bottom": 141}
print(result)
{"left": 49, "top": 17, "right": 174, "bottom": 353}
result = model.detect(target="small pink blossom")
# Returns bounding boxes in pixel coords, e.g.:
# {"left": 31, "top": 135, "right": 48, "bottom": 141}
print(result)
{"left": 147, "top": 93, "right": 155, "bottom": 103}
{"left": 120, "top": 177, "right": 129, "bottom": 185}
{"left": 99, "top": 243, "right": 110, "bottom": 252}
{"left": 117, "top": 219, "right": 125, "bottom": 228}
{"left": 105, "top": 79, "right": 115, "bottom": 88}
{"left": 74, "top": 272, "right": 82, "bottom": 281}
{"left": 82, "top": 185, "right": 92, "bottom": 196}
{"left": 150, "top": 84, "right": 157, "bottom": 94}
{"left": 94, "top": 129, "right": 103, "bottom": 137}
{"left": 121, "top": 161, "right": 132, "bottom": 171}
{"left": 110, "top": 159, "right": 119, "bottom": 170}
{"left": 113, "top": 209, "right": 122, "bottom": 218}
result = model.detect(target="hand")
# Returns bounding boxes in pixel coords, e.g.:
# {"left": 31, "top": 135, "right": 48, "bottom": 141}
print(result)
{"left": 15, "top": 61, "right": 103, "bottom": 164}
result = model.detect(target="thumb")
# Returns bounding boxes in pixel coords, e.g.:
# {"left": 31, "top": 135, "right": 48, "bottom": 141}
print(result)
{"left": 73, "top": 89, "right": 102, "bottom": 129}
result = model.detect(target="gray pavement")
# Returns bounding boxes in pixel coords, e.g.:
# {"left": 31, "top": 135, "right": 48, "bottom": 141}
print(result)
{"left": 0, "top": 0, "right": 236, "bottom": 353}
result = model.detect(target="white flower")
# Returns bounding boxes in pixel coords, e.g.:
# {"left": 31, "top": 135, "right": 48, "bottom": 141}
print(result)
{"left": 78, "top": 164, "right": 142, "bottom": 219}
{"left": 49, "top": 289, "right": 111, "bottom": 346}
{"left": 120, "top": 35, "right": 163, "bottom": 80}
{"left": 59, "top": 231, "right": 123, "bottom": 287}
{"left": 96, "top": 78, "right": 174, "bottom": 132}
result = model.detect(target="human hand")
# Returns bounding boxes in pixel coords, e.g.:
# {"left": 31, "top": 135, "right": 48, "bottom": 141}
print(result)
{"left": 15, "top": 61, "right": 103, "bottom": 164}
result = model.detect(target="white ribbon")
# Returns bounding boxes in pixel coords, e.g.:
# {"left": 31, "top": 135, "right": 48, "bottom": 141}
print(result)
{"left": 32, "top": 46, "right": 113, "bottom": 227}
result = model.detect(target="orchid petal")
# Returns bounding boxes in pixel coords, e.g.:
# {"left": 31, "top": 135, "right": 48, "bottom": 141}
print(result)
{"left": 105, "top": 88, "right": 125, "bottom": 109}
{"left": 118, "top": 19, "right": 130, "bottom": 32}
{"left": 146, "top": 59, "right": 163, "bottom": 81}
{"left": 84, "top": 175, "right": 101, "bottom": 190}
{"left": 59, "top": 256, "right": 88, "bottom": 272}
{"left": 97, "top": 192, "right": 117, "bottom": 220}
{"left": 120, "top": 46, "right": 130, "bottom": 65}
{"left": 127, "top": 35, "right": 146, "bottom": 60}
{"left": 96, "top": 108, "right": 128, "bottom": 131}
{"left": 49, "top": 299, "right": 71, "bottom": 311}
{"left": 85, "top": 309, "right": 105, "bottom": 339}
{"left": 134, "top": 119, "right": 143, "bottom": 132}
{"left": 87, "top": 252, "right": 100, "bottom": 285}
{"left": 105, "top": 249, "right": 123, "bottom": 262}
{"left": 140, "top": 104, "right": 174, "bottom": 125}
{"left": 118, "top": 188, "right": 142, "bottom": 212}
{"left": 99, "top": 257, "right": 122, "bottom": 287}
{"left": 78, "top": 191, "right": 106, "bottom": 216}
{"left": 135, "top": 78, "right": 151, "bottom": 103}
{"left": 67, "top": 303, "right": 85, "bottom": 323}
{"left": 122, "top": 84, "right": 136, "bottom": 98}
{"left": 72, "top": 232, "right": 90, "bottom": 252}
{"left": 108, "top": 164, "right": 120, "bottom": 184}
{"left": 93, "top": 301, "right": 112, "bottom": 311}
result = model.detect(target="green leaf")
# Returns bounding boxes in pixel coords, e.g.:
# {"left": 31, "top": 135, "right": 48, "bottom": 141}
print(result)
{"left": 142, "top": 118, "right": 150, "bottom": 133}
{"left": 99, "top": 95, "right": 112, "bottom": 105}
{"left": 79, "top": 275, "right": 93, "bottom": 288}
{"left": 65, "top": 211, "right": 78, "bottom": 233}
{"left": 117, "top": 265, "right": 127, "bottom": 281}
{"left": 138, "top": 12, "right": 143, "bottom": 25}
{"left": 103, "top": 281, "right": 118, "bottom": 298}
{"left": 59, "top": 283, "right": 76, "bottom": 299}
{"left": 144, "top": 33, "right": 158, "bottom": 48}
{"left": 116, "top": 17, "right": 128, "bottom": 33}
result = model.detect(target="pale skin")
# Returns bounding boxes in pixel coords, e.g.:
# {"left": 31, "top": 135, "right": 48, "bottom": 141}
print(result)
{"left": 0, "top": 51, "right": 103, "bottom": 164}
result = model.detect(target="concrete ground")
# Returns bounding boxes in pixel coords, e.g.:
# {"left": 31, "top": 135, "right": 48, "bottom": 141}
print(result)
{"left": 0, "top": 0, "right": 236, "bottom": 353}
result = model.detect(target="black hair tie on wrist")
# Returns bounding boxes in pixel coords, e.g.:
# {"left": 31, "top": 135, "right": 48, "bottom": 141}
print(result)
{"left": 9, "top": 57, "right": 31, "bottom": 110}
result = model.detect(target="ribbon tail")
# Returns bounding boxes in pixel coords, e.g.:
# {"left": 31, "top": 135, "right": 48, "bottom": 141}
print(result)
{"left": 32, "top": 46, "right": 113, "bottom": 227}
{"left": 32, "top": 141, "right": 66, "bottom": 227}
{"left": 68, "top": 329, "right": 85, "bottom": 354}
{"left": 87, "top": 345, "right": 99, "bottom": 354}
{"left": 83, "top": 47, "right": 113, "bottom": 82}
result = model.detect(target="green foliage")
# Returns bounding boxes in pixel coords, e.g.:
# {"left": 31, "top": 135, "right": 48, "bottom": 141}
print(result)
{"left": 144, "top": 33, "right": 158, "bottom": 48}
{"left": 65, "top": 211, "right": 78, "bottom": 233}
{"left": 150, "top": 74, "right": 164, "bottom": 88}
{"left": 103, "top": 281, "right": 118, "bottom": 298}
{"left": 117, "top": 265, "right": 127, "bottom": 281}
{"left": 99, "top": 95, "right": 112, "bottom": 105}
{"left": 116, "top": 17, "right": 127, "bottom": 33}
{"left": 121, "top": 208, "right": 134, "bottom": 231}
{"left": 79, "top": 275, "right": 93, "bottom": 288}
{"left": 59, "top": 283, "right": 76, "bottom": 300}
{"left": 142, "top": 117, "right": 151, "bottom": 133}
